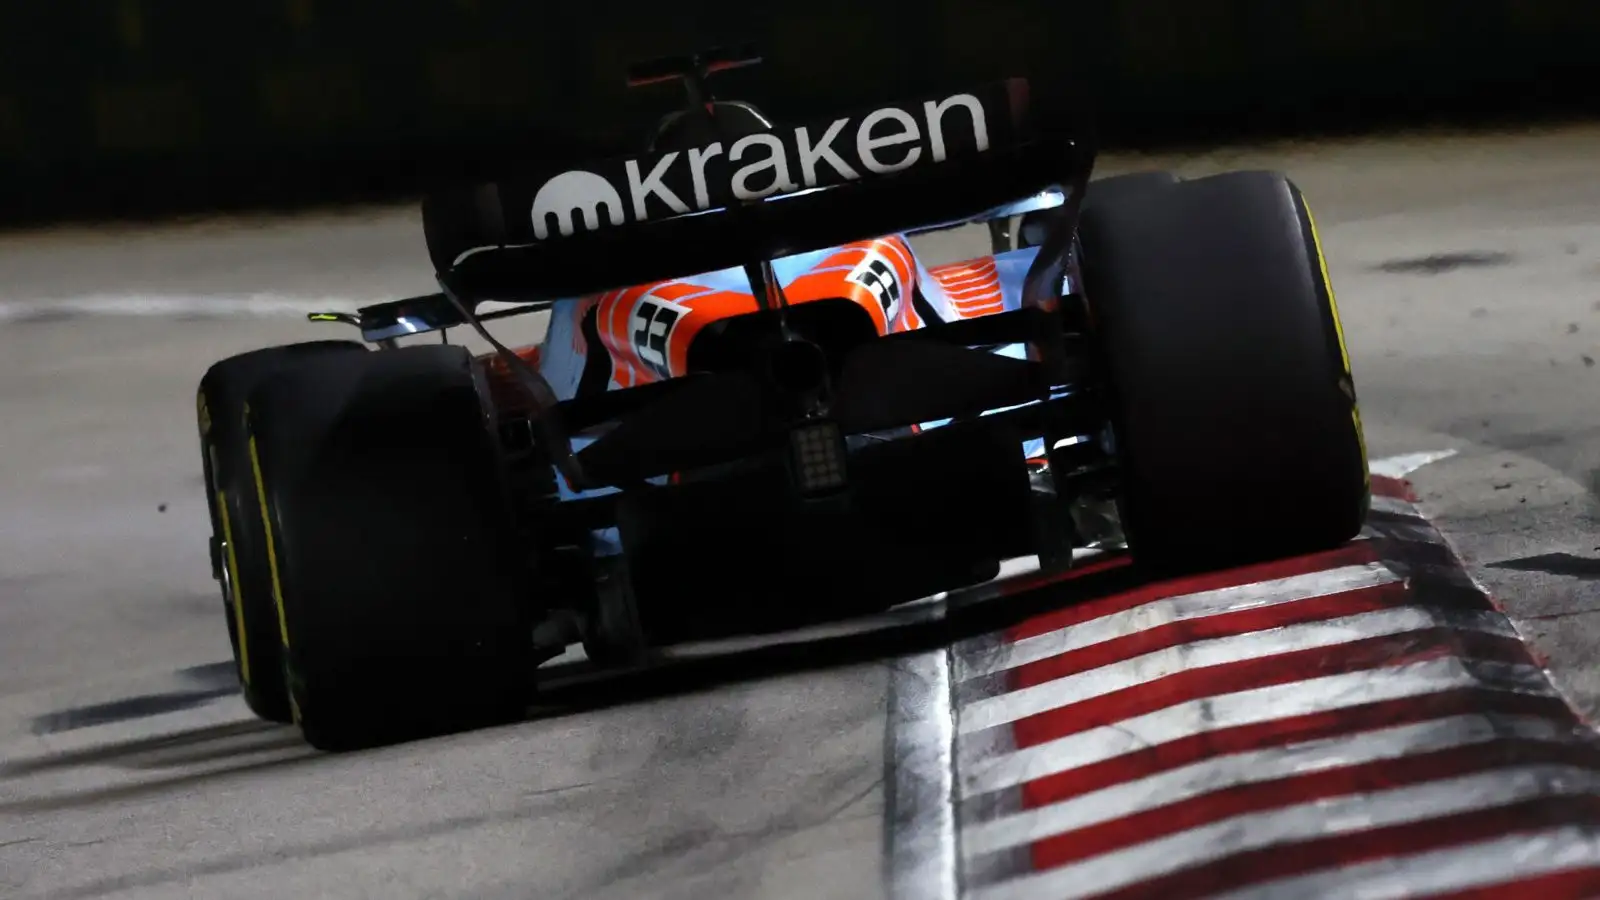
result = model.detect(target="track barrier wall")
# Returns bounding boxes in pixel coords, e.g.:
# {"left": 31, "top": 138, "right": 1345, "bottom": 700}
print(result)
{"left": 1, "top": 0, "right": 1597, "bottom": 225}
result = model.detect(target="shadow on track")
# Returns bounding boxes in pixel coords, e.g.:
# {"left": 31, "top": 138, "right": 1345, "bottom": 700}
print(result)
{"left": 525, "top": 555, "right": 1145, "bottom": 721}
{"left": 3, "top": 553, "right": 1146, "bottom": 815}
{"left": 0, "top": 720, "right": 317, "bottom": 814}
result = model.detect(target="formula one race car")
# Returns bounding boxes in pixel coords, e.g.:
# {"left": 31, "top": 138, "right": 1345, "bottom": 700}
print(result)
{"left": 195, "top": 49, "right": 1369, "bottom": 751}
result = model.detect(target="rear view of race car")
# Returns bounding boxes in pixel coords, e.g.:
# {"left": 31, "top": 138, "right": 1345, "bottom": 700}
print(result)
{"left": 195, "top": 49, "right": 1369, "bottom": 751}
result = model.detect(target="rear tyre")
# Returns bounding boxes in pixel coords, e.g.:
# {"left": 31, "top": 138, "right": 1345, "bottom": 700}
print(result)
{"left": 1078, "top": 170, "right": 1369, "bottom": 573}
{"left": 579, "top": 554, "right": 650, "bottom": 669}
{"left": 1019, "top": 171, "right": 1180, "bottom": 249}
{"left": 196, "top": 340, "right": 367, "bottom": 723}
{"left": 244, "top": 344, "right": 536, "bottom": 751}
{"left": 1081, "top": 171, "right": 1181, "bottom": 214}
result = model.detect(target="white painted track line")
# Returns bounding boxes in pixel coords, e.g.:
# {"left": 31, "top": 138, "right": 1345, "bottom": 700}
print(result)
{"left": 0, "top": 295, "right": 361, "bottom": 322}
{"left": 886, "top": 650, "right": 959, "bottom": 900}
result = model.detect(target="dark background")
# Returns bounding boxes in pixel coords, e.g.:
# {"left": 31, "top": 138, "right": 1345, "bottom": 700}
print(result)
{"left": 2, "top": 0, "right": 1597, "bottom": 227}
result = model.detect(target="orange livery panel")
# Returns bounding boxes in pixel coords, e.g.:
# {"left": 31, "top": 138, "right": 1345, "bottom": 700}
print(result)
{"left": 478, "top": 235, "right": 1031, "bottom": 408}
{"left": 590, "top": 236, "right": 923, "bottom": 386}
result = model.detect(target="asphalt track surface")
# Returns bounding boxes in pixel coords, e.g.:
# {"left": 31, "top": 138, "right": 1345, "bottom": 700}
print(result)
{"left": 3, "top": 126, "right": 1600, "bottom": 898}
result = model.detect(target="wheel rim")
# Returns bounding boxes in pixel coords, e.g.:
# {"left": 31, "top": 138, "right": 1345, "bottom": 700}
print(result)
{"left": 205, "top": 441, "right": 252, "bottom": 686}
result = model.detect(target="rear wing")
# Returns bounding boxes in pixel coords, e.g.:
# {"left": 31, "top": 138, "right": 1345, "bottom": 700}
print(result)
{"left": 421, "top": 77, "right": 1095, "bottom": 309}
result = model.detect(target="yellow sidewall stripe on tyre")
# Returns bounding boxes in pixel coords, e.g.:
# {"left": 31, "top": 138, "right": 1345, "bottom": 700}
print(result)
{"left": 247, "top": 409, "right": 303, "bottom": 727}
{"left": 1302, "top": 198, "right": 1371, "bottom": 483}
{"left": 215, "top": 488, "right": 251, "bottom": 685}
{"left": 1303, "top": 202, "right": 1352, "bottom": 375}
{"left": 245, "top": 419, "right": 291, "bottom": 649}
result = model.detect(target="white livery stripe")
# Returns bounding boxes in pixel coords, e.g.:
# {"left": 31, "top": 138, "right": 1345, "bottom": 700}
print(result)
{"left": 961, "top": 713, "right": 1576, "bottom": 857}
{"left": 957, "top": 607, "right": 1519, "bottom": 734}
{"left": 955, "top": 564, "right": 1400, "bottom": 681}
{"left": 960, "top": 657, "right": 1557, "bottom": 798}
{"left": 937, "top": 266, "right": 996, "bottom": 282}
{"left": 943, "top": 275, "right": 999, "bottom": 288}
{"left": 1211, "top": 827, "right": 1600, "bottom": 900}
{"left": 952, "top": 305, "right": 1005, "bottom": 318}
{"left": 969, "top": 765, "right": 1600, "bottom": 900}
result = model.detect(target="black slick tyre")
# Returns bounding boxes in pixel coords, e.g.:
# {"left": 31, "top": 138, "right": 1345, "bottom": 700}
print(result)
{"left": 579, "top": 554, "right": 650, "bottom": 669}
{"left": 196, "top": 340, "right": 367, "bottom": 722}
{"left": 243, "top": 344, "right": 536, "bottom": 751}
{"left": 1020, "top": 171, "right": 1180, "bottom": 249}
{"left": 1078, "top": 170, "right": 1369, "bottom": 573}
{"left": 1081, "top": 171, "right": 1181, "bottom": 214}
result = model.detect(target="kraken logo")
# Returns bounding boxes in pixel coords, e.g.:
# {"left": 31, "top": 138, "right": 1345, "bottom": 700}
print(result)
{"left": 530, "top": 171, "right": 626, "bottom": 240}
{"left": 525, "top": 90, "right": 996, "bottom": 241}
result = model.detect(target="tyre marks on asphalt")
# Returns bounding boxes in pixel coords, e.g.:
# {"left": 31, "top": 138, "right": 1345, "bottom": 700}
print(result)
{"left": 0, "top": 705, "right": 311, "bottom": 818}
{"left": 895, "top": 474, "right": 1600, "bottom": 899}
{"left": 26, "top": 662, "right": 239, "bottom": 736}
